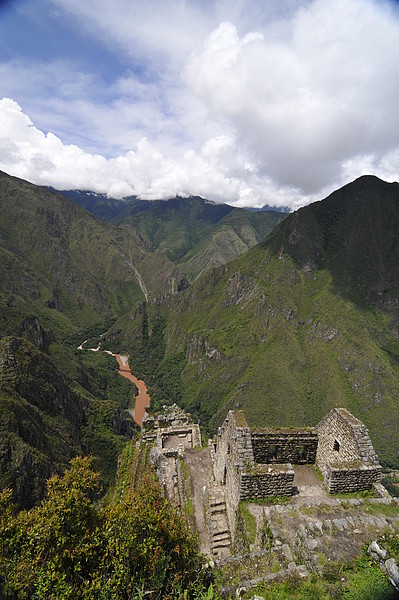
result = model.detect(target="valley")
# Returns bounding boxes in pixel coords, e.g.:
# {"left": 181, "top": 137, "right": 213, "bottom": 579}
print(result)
{"left": 78, "top": 337, "right": 151, "bottom": 427}
{"left": 122, "top": 175, "right": 399, "bottom": 469}
{"left": 1, "top": 170, "right": 399, "bottom": 597}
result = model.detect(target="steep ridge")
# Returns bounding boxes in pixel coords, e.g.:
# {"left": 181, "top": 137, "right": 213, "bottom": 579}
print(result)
{"left": 129, "top": 176, "right": 399, "bottom": 468}
{"left": 266, "top": 175, "right": 399, "bottom": 310}
{"left": 63, "top": 192, "right": 286, "bottom": 280}
{"left": 0, "top": 171, "right": 181, "bottom": 339}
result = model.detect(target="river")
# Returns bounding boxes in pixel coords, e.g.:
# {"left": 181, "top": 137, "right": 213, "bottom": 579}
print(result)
{"left": 114, "top": 353, "right": 151, "bottom": 427}
{"left": 79, "top": 340, "right": 151, "bottom": 427}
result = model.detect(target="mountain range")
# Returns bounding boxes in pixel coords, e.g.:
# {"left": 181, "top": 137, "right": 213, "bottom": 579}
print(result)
{"left": 60, "top": 190, "right": 286, "bottom": 281}
{"left": 0, "top": 171, "right": 284, "bottom": 506}
{"left": 120, "top": 175, "right": 399, "bottom": 468}
{"left": 1, "top": 171, "right": 399, "bottom": 509}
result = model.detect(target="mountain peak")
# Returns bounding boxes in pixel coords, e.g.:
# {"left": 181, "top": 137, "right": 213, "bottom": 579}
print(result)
{"left": 266, "top": 176, "right": 399, "bottom": 308}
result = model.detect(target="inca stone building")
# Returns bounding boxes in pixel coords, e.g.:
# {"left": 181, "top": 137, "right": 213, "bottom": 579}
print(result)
{"left": 212, "top": 408, "right": 382, "bottom": 539}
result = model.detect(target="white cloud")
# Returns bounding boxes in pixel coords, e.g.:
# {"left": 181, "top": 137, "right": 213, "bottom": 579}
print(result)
{"left": 1, "top": 0, "right": 399, "bottom": 208}
{"left": 1, "top": 97, "right": 298, "bottom": 206}
{"left": 184, "top": 0, "right": 399, "bottom": 194}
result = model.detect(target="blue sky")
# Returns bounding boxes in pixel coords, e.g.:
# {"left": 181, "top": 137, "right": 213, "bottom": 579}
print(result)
{"left": 1, "top": 0, "right": 399, "bottom": 208}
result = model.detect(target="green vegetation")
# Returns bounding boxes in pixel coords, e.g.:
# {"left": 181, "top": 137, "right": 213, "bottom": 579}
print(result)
{"left": 239, "top": 502, "right": 257, "bottom": 544}
{"left": 249, "top": 560, "right": 396, "bottom": 599}
{"left": 332, "top": 489, "right": 375, "bottom": 500}
{"left": 123, "top": 176, "right": 399, "bottom": 467}
{"left": 69, "top": 193, "right": 286, "bottom": 282}
{"left": 0, "top": 335, "right": 136, "bottom": 508}
{"left": 0, "top": 171, "right": 181, "bottom": 341}
{"left": 381, "top": 474, "right": 399, "bottom": 498}
{"left": 0, "top": 456, "right": 205, "bottom": 599}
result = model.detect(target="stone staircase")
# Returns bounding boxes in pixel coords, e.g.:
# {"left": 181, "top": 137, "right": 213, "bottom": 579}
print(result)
{"left": 207, "top": 484, "right": 231, "bottom": 559}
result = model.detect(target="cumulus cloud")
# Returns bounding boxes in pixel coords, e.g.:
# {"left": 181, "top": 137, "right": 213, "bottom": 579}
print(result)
{"left": 1, "top": 0, "right": 399, "bottom": 208}
{"left": 0, "top": 97, "right": 297, "bottom": 206}
{"left": 184, "top": 0, "right": 399, "bottom": 193}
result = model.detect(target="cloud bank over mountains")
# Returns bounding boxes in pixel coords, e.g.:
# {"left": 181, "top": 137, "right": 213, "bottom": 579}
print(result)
{"left": 1, "top": 0, "right": 399, "bottom": 208}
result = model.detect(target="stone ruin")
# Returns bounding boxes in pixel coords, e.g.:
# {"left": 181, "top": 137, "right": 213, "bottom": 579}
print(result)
{"left": 141, "top": 405, "right": 386, "bottom": 561}
{"left": 142, "top": 404, "right": 201, "bottom": 503}
{"left": 139, "top": 405, "right": 399, "bottom": 593}
{"left": 212, "top": 408, "right": 382, "bottom": 543}
{"left": 142, "top": 403, "right": 201, "bottom": 455}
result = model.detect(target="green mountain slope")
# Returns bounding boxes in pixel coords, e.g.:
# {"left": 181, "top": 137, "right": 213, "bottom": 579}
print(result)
{"left": 126, "top": 176, "right": 399, "bottom": 468}
{"left": 0, "top": 171, "right": 186, "bottom": 507}
{"left": 62, "top": 192, "right": 286, "bottom": 280}
{"left": 0, "top": 172, "right": 181, "bottom": 339}
{"left": 0, "top": 333, "right": 135, "bottom": 509}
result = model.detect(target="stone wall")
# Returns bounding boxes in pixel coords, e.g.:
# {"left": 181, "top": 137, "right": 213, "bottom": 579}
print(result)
{"left": 142, "top": 404, "right": 201, "bottom": 450}
{"left": 316, "top": 408, "right": 381, "bottom": 493}
{"left": 240, "top": 464, "right": 295, "bottom": 500}
{"left": 251, "top": 430, "right": 318, "bottom": 465}
{"left": 324, "top": 461, "right": 382, "bottom": 494}
{"left": 213, "top": 411, "right": 255, "bottom": 540}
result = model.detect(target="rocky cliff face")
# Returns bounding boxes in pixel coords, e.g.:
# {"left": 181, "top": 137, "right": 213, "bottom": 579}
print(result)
{"left": 0, "top": 337, "right": 88, "bottom": 507}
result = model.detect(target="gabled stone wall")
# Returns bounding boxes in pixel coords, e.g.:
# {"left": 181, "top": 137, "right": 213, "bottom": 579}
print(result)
{"left": 316, "top": 408, "right": 381, "bottom": 493}
{"left": 213, "top": 407, "right": 382, "bottom": 526}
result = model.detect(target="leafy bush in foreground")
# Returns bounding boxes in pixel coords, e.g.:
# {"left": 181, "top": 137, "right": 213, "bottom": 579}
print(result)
{"left": 0, "top": 456, "right": 204, "bottom": 599}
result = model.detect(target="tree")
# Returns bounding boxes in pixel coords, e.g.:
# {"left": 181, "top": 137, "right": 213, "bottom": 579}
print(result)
{"left": 0, "top": 456, "right": 204, "bottom": 599}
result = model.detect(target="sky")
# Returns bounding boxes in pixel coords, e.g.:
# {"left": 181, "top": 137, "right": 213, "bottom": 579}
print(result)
{"left": 1, "top": 0, "right": 399, "bottom": 209}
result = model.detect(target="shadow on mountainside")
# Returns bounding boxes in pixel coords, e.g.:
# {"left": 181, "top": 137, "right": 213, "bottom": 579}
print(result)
{"left": 265, "top": 176, "right": 399, "bottom": 314}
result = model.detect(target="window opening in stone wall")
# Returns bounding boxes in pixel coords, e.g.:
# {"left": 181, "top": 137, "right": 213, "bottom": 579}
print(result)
{"left": 223, "top": 465, "right": 227, "bottom": 485}
{"left": 268, "top": 444, "right": 279, "bottom": 461}
{"left": 333, "top": 439, "right": 340, "bottom": 452}
{"left": 298, "top": 445, "right": 307, "bottom": 462}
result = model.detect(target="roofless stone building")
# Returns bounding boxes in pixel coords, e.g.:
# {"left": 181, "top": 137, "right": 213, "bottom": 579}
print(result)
{"left": 212, "top": 408, "right": 382, "bottom": 543}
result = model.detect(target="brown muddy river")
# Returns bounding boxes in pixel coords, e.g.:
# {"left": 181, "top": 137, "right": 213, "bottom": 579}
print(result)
{"left": 115, "top": 354, "right": 151, "bottom": 427}
{"left": 80, "top": 340, "right": 151, "bottom": 428}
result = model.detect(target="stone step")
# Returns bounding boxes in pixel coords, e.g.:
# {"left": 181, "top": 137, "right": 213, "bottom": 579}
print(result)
{"left": 213, "top": 524, "right": 229, "bottom": 532}
{"left": 209, "top": 501, "right": 226, "bottom": 511}
{"left": 210, "top": 506, "right": 227, "bottom": 515}
{"left": 213, "top": 533, "right": 230, "bottom": 543}
{"left": 212, "top": 539, "right": 231, "bottom": 550}
{"left": 209, "top": 498, "right": 226, "bottom": 508}
{"left": 211, "top": 515, "right": 227, "bottom": 524}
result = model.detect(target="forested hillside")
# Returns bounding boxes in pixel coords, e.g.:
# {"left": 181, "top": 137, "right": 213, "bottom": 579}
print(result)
{"left": 122, "top": 176, "right": 399, "bottom": 468}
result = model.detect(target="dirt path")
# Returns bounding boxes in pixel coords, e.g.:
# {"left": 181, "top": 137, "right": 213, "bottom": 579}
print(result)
{"left": 184, "top": 448, "right": 213, "bottom": 556}
{"left": 292, "top": 465, "right": 330, "bottom": 505}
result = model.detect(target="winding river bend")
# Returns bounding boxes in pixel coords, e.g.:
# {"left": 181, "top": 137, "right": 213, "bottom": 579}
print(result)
{"left": 114, "top": 354, "right": 151, "bottom": 427}
{"left": 79, "top": 340, "right": 151, "bottom": 427}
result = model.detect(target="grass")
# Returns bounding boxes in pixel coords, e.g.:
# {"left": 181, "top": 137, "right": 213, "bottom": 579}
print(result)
{"left": 332, "top": 489, "right": 375, "bottom": 500}
{"left": 244, "top": 554, "right": 398, "bottom": 599}
{"left": 360, "top": 501, "right": 399, "bottom": 518}
{"left": 239, "top": 502, "right": 257, "bottom": 544}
